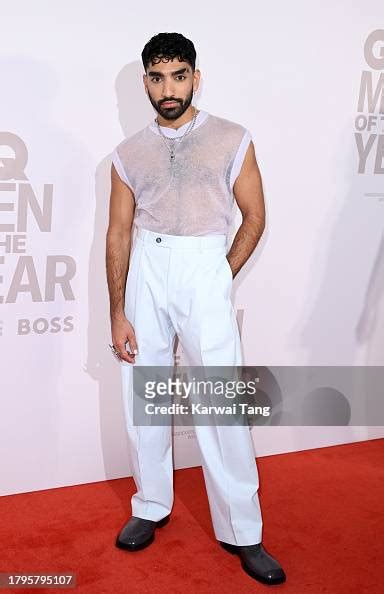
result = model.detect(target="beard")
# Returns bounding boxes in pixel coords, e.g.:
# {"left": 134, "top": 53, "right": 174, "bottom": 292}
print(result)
{"left": 147, "top": 87, "right": 194, "bottom": 121}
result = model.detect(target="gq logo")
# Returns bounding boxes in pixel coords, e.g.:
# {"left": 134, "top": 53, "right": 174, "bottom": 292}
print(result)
{"left": 0, "top": 132, "right": 76, "bottom": 334}
{"left": 355, "top": 29, "right": 384, "bottom": 174}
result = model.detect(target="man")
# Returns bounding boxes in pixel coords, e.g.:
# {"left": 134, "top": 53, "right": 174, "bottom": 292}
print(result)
{"left": 106, "top": 32, "right": 286, "bottom": 586}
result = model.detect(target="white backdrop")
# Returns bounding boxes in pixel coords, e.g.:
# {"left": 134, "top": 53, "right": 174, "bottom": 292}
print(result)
{"left": 1, "top": 1, "right": 383, "bottom": 496}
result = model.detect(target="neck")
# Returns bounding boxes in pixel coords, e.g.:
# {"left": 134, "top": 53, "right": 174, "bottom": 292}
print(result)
{"left": 156, "top": 105, "right": 198, "bottom": 130}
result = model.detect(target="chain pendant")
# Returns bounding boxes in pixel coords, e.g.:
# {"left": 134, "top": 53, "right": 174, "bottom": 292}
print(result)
{"left": 169, "top": 140, "right": 176, "bottom": 164}
{"left": 156, "top": 107, "right": 198, "bottom": 167}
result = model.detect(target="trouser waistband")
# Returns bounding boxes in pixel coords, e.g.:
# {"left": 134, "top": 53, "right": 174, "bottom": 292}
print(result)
{"left": 136, "top": 226, "right": 227, "bottom": 249}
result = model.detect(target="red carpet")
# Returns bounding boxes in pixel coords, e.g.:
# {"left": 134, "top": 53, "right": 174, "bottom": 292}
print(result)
{"left": 1, "top": 438, "right": 383, "bottom": 593}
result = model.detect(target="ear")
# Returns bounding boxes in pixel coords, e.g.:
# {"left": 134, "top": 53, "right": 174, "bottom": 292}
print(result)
{"left": 143, "top": 73, "right": 148, "bottom": 94}
{"left": 193, "top": 68, "right": 201, "bottom": 93}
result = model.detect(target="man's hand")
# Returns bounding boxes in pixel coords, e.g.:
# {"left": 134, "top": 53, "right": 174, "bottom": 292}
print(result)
{"left": 111, "top": 315, "right": 138, "bottom": 364}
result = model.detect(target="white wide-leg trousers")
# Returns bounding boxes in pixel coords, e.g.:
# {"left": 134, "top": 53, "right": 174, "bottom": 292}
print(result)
{"left": 120, "top": 226, "right": 263, "bottom": 545}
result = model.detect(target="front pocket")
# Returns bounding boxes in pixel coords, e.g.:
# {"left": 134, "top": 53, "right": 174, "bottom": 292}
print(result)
{"left": 223, "top": 254, "right": 233, "bottom": 285}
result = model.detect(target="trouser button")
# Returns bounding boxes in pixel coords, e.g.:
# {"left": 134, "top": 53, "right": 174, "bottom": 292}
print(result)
{"left": 156, "top": 237, "right": 161, "bottom": 243}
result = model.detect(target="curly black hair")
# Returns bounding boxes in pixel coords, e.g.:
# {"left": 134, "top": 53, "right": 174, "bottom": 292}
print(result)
{"left": 141, "top": 32, "right": 196, "bottom": 73}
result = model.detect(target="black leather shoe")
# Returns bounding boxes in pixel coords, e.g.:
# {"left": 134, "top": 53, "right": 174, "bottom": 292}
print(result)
{"left": 115, "top": 515, "right": 170, "bottom": 551}
{"left": 220, "top": 541, "right": 286, "bottom": 585}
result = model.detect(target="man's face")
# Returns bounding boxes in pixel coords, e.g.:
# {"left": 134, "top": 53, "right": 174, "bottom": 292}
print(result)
{"left": 143, "top": 58, "right": 200, "bottom": 121}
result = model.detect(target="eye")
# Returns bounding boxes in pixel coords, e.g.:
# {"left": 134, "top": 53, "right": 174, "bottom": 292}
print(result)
{"left": 176, "top": 75, "right": 186, "bottom": 81}
{"left": 150, "top": 76, "right": 161, "bottom": 83}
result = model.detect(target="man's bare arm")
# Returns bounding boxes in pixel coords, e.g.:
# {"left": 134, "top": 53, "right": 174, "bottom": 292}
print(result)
{"left": 105, "top": 163, "right": 137, "bottom": 362}
{"left": 227, "top": 140, "right": 266, "bottom": 278}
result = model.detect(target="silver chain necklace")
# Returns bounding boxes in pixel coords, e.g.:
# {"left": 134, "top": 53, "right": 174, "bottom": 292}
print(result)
{"left": 156, "top": 106, "right": 198, "bottom": 164}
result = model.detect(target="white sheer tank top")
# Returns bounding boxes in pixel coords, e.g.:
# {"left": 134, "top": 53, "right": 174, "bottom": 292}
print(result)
{"left": 112, "top": 109, "right": 252, "bottom": 236}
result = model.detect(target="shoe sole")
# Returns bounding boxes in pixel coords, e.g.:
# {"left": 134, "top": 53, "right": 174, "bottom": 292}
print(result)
{"left": 220, "top": 541, "right": 286, "bottom": 585}
{"left": 115, "top": 515, "right": 170, "bottom": 552}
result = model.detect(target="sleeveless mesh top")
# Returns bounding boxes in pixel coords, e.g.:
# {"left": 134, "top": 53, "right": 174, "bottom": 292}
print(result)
{"left": 112, "top": 109, "right": 252, "bottom": 236}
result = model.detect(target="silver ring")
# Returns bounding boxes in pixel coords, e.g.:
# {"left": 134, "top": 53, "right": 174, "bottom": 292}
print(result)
{"left": 108, "top": 343, "right": 121, "bottom": 359}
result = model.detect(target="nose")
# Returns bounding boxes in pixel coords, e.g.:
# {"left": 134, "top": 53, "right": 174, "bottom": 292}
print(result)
{"left": 161, "top": 78, "right": 175, "bottom": 99}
